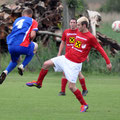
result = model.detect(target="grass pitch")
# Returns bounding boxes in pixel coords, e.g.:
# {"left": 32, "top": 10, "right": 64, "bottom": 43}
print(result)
{"left": 0, "top": 72, "right": 120, "bottom": 120}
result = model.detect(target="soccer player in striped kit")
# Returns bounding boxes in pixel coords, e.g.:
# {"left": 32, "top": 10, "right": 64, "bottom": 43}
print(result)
{"left": 57, "top": 18, "right": 88, "bottom": 96}
{"left": 0, "top": 8, "right": 38, "bottom": 84}
{"left": 26, "top": 16, "right": 112, "bottom": 112}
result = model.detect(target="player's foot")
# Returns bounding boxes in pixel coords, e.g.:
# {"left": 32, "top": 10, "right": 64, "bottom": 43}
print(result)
{"left": 58, "top": 91, "right": 66, "bottom": 96}
{"left": 0, "top": 71, "right": 7, "bottom": 84}
{"left": 80, "top": 105, "right": 88, "bottom": 112}
{"left": 18, "top": 64, "right": 24, "bottom": 76}
{"left": 26, "top": 80, "right": 41, "bottom": 89}
{"left": 82, "top": 90, "right": 88, "bottom": 96}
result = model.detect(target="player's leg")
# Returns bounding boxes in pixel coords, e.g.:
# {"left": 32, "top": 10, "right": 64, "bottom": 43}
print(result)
{"left": 26, "top": 56, "right": 65, "bottom": 88}
{"left": 63, "top": 60, "right": 88, "bottom": 112}
{"left": 78, "top": 72, "right": 88, "bottom": 96}
{"left": 18, "top": 53, "right": 34, "bottom": 75}
{"left": 0, "top": 53, "right": 20, "bottom": 84}
{"left": 18, "top": 42, "right": 37, "bottom": 75}
{"left": 26, "top": 59, "right": 54, "bottom": 88}
{"left": 58, "top": 73, "right": 67, "bottom": 96}
{"left": 33, "top": 42, "right": 38, "bottom": 54}
{"left": 68, "top": 82, "right": 88, "bottom": 112}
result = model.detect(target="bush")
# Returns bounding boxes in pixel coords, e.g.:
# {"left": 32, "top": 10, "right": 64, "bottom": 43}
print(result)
{"left": 82, "top": 48, "right": 120, "bottom": 75}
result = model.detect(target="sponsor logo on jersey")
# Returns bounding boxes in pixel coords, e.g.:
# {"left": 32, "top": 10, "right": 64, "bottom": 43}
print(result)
{"left": 76, "top": 36, "right": 87, "bottom": 41}
{"left": 67, "top": 33, "right": 77, "bottom": 36}
{"left": 69, "top": 37, "right": 75, "bottom": 43}
{"left": 74, "top": 41, "right": 82, "bottom": 48}
{"left": 81, "top": 44, "right": 86, "bottom": 49}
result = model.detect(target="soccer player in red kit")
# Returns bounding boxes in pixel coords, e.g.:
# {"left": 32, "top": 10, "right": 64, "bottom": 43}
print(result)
{"left": 26, "top": 16, "right": 112, "bottom": 112}
{"left": 57, "top": 18, "right": 88, "bottom": 96}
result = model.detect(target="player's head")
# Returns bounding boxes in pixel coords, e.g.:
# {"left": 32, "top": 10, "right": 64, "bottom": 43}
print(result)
{"left": 77, "top": 16, "right": 89, "bottom": 32}
{"left": 69, "top": 18, "right": 77, "bottom": 30}
{"left": 22, "top": 8, "right": 33, "bottom": 17}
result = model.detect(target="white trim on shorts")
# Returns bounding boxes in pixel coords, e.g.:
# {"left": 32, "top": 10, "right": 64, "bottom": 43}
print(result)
{"left": 51, "top": 55, "right": 82, "bottom": 83}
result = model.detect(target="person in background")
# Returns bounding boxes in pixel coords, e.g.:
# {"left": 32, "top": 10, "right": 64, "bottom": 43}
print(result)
{"left": 57, "top": 18, "right": 88, "bottom": 96}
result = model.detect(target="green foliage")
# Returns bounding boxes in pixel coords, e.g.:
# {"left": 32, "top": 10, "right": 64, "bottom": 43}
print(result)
{"left": 67, "top": 0, "right": 78, "bottom": 8}
{"left": 83, "top": 46, "right": 120, "bottom": 74}
{"left": 99, "top": 0, "right": 120, "bottom": 13}
{"left": 110, "top": 52, "right": 120, "bottom": 73}
{"left": 66, "top": 0, "right": 87, "bottom": 12}
{"left": 0, "top": 53, "right": 11, "bottom": 72}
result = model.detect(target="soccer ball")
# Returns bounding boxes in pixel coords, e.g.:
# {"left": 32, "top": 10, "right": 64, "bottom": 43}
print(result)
{"left": 112, "top": 21, "right": 120, "bottom": 32}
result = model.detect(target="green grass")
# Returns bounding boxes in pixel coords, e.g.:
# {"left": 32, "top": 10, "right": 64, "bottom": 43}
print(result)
{"left": 0, "top": 72, "right": 120, "bottom": 120}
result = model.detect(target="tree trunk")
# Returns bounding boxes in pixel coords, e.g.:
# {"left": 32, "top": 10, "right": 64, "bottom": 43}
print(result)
{"left": 62, "top": 0, "right": 75, "bottom": 31}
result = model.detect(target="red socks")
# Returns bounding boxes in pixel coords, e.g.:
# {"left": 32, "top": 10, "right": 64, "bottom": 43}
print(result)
{"left": 73, "top": 89, "right": 87, "bottom": 105}
{"left": 79, "top": 78, "right": 87, "bottom": 90}
{"left": 36, "top": 69, "right": 48, "bottom": 86}
{"left": 61, "top": 78, "right": 68, "bottom": 92}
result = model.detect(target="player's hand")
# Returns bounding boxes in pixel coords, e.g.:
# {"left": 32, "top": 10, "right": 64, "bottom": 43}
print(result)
{"left": 107, "top": 63, "right": 112, "bottom": 71}
{"left": 86, "top": 56, "right": 89, "bottom": 62}
{"left": 57, "top": 53, "right": 61, "bottom": 56}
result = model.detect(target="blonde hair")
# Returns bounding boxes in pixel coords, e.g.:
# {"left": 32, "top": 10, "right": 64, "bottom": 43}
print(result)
{"left": 77, "top": 16, "right": 89, "bottom": 28}
{"left": 77, "top": 17, "right": 89, "bottom": 24}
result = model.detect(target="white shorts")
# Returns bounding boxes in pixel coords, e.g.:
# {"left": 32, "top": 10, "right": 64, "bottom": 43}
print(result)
{"left": 51, "top": 55, "right": 82, "bottom": 83}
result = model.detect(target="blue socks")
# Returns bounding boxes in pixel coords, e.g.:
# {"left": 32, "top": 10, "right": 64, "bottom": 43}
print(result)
{"left": 6, "top": 61, "right": 17, "bottom": 74}
{"left": 22, "top": 54, "right": 34, "bottom": 68}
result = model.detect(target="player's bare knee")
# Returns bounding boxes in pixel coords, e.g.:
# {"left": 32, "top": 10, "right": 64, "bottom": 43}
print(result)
{"left": 33, "top": 42, "right": 38, "bottom": 53}
{"left": 42, "top": 61, "right": 50, "bottom": 69}
{"left": 68, "top": 84, "right": 74, "bottom": 92}
{"left": 78, "top": 72, "right": 84, "bottom": 79}
{"left": 68, "top": 82, "right": 77, "bottom": 92}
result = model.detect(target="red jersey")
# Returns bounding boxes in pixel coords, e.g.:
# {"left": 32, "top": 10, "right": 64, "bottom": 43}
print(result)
{"left": 61, "top": 29, "right": 78, "bottom": 53}
{"left": 65, "top": 31, "right": 110, "bottom": 64}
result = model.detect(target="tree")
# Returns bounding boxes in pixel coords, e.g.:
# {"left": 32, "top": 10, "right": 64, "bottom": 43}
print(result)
{"left": 62, "top": 0, "right": 86, "bottom": 30}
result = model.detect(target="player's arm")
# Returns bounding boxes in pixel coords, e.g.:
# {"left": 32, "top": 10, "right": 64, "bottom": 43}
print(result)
{"left": 86, "top": 55, "right": 89, "bottom": 62}
{"left": 29, "top": 31, "right": 36, "bottom": 41}
{"left": 30, "top": 19, "right": 38, "bottom": 41}
{"left": 57, "top": 40, "right": 65, "bottom": 56}
{"left": 57, "top": 30, "right": 66, "bottom": 56}
{"left": 91, "top": 37, "right": 112, "bottom": 71}
{"left": 96, "top": 45, "right": 112, "bottom": 71}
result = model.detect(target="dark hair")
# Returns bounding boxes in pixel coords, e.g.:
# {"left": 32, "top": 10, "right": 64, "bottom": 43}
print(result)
{"left": 70, "top": 18, "right": 77, "bottom": 22}
{"left": 81, "top": 21, "right": 89, "bottom": 28}
{"left": 22, "top": 8, "right": 33, "bottom": 16}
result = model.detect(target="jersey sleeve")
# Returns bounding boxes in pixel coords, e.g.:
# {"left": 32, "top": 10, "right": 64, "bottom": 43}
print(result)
{"left": 61, "top": 30, "right": 66, "bottom": 41}
{"left": 90, "top": 36, "right": 110, "bottom": 64}
{"left": 31, "top": 19, "right": 38, "bottom": 31}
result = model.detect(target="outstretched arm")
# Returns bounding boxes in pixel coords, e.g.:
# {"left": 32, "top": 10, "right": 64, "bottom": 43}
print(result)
{"left": 95, "top": 45, "right": 112, "bottom": 71}
{"left": 57, "top": 41, "right": 65, "bottom": 56}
